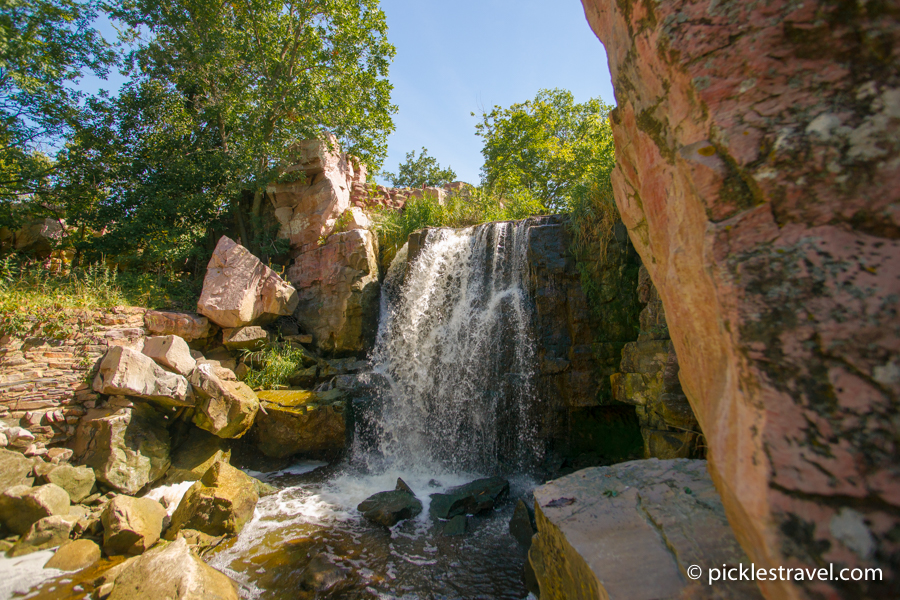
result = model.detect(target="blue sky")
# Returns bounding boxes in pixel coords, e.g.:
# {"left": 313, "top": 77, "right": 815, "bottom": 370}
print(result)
{"left": 378, "top": 0, "right": 615, "bottom": 184}
{"left": 80, "top": 1, "right": 615, "bottom": 186}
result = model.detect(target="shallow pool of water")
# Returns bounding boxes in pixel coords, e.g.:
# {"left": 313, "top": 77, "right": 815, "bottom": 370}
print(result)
{"left": 207, "top": 463, "right": 536, "bottom": 600}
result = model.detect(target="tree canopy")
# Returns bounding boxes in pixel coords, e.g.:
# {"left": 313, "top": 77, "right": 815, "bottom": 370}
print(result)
{"left": 51, "top": 0, "right": 397, "bottom": 268}
{"left": 382, "top": 147, "right": 456, "bottom": 188}
{"left": 474, "top": 88, "right": 615, "bottom": 211}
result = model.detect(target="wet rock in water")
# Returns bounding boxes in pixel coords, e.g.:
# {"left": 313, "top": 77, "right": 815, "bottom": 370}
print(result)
{"left": 529, "top": 459, "right": 762, "bottom": 600}
{"left": 145, "top": 310, "right": 216, "bottom": 342}
{"left": 101, "top": 495, "right": 167, "bottom": 556}
{"left": 299, "top": 554, "right": 350, "bottom": 594}
{"left": 73, "top": 404, "right": 171, "bottom": 496}
{"left": 251, "top": 389, "right": 347, "bottom": 459}
{"left": 44, "top": 538, "right": 102, "bottom": 571}
{"left": 142, "top": 335, "right": 197, "bottom": 376}
{"left": 108, "top": 537, "right": 240, "bottom": 600}
{"left": 167, "top": 462, "right": 259, "bottom": 537}
{"left": 509, "top": 500, "right": 535, "bottom": 548}
{"left": 395, "top": 477, "right": 414, "bottom": 494}
{"left": 0, "top": 448, "right": 35, "bottom": 493}
{"left": 222, "top": 325, "right": 270, "bottom": 351}
{"left": 190, "top": 363, "right": 260, "bottom": 439}
{"left": 0, "top": 483, "right": 71, "bottom": 534}
{"left": 164, "top": 429, "right": 232, "bottom": 485}
{"left": 442, "top": 515, "right": 467, "bottom": 537}
{"left": 8, "top": 514, "right": 78, "bottom": 556}
{"left": 197, "top": 235, "right": 299, "bottom": 329}
{"left": 357, "top": 486, "right": 423, "bottom": 527}
{"left": 42, "top": 464, "right": 96, "bottom": 503}
{"left": 428, "top": 477, "right": 510, "bottom": 519}
{"left": 92, "top": 346, "right": 192, "bottom": 407}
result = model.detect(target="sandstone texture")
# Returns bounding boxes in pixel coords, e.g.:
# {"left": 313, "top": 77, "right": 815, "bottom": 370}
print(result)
{"left": 0, "top": 483, "right": 70, "bottom": 535}
{"left": 164, "top": 429, "right": 232, "bottom": 484}
{"left": 287, "top": 228, "right": 380, "bottom": 355}
{"left": 251, "top": 389, "right": 347, "bottom": 458}
{"left": 581, "top": 0, "right": 900, "bottom": 596}
{"left": 9, "top": 514, "right": 77, "bottom": 556}
{"left": 43, "top": 463, "right": 96, "bottom": 503}
{"left": 197, "top": 236, "right": 299, "bottom": 328}
{"left": 108, "top": 537, "right": 240, "bottom": 600}
{"left": 144, "top": 311, "right": 215, "bottom": 342}
{"left": 92, "top": 346, "right": 192, "bottom": 407}
{"left": 168, "top": 462, "right": 259, "bottom": 537}
{"left": 102, "top": 495, "right": 167, "bottom": 555}
{"left": 44, "top": 538, "right": 102, "bottom": 571}
{"left": 0, "top": 306, "right": 148, "bottom": 447}
{"left": 221, "top": 325, "right": 269, "bottom": 351}
{"left": 73, "top": 404, "right": 171, "bottom": 495}
{"left": 530, "top": 459, "right": 762, "bottom": 600}
{"left": 0, "top": 448, "right": 35, "bottom": 493}
{"left": 142, "top": 335, "right": 197, "bottom": 376}
{"left": 189, "top": 362, "right": 259, "bottom": 439}
{"left": 611, "top": 267, "right": 701, "bottom": 459}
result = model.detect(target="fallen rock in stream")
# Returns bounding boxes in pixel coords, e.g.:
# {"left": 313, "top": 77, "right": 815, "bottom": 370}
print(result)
{"left": 251, "top": 389, "right": 347, "bottom": 459}
{"left": 0, "top": 483, "right": 71, "bottom": 535}
{"left": 189, "top": 363, "right": 259, "bottom": 439}
{"left": 9, "top": 514, "right": 78, "bottom": 556}
{"left": 44, "top": 538, "right": 102, "bottom": 571}
{"left": 108, "top": 537, "right": 240, "bottom": 600}
{"left": 428, "top": 477, "right": 510, "bottom": 519}
{"left": 167, "top": 462, "right": 259, "bottom": 537}
{"left": 357, "top": 479, "right": 423, "bottom": 527}
{"left": 101, "top": 495, "right": 167, "bottom": 556}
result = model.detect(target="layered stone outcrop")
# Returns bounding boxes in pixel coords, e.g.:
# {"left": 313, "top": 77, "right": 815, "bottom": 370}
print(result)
{"left": 530, "top": 459, "right": 762, "bottom": 600}
{"left": 197, "top": 236, "right": 299, "bottom": 328}
{"left": 581, "top": 0, "right": 900, "bottom": 597}
{"left": 611, "top": 267, "right": 701, "bottom": 459}
{"left": 251, "top": 389, "right": 347, "bottom": 459}
{"left": 287, "top": 229, "right": 380, "bottom": 355}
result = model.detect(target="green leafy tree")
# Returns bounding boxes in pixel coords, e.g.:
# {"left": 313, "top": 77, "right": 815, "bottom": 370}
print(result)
{"left": 0, "top": 0, "right": 115, "bottom": 233}
{"left": 382, "top": 147, "right": 456, "bottom": 188}
{"left": 60, "top": 0, "right": 396, "bottom": 267}
{"left": 474, "top": 88, "right": 615, "bottom": 211}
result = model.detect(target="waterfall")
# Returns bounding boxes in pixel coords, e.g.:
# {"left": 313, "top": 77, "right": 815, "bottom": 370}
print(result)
{"left": 361, "top": 220, "right": 541, "bottom": 475}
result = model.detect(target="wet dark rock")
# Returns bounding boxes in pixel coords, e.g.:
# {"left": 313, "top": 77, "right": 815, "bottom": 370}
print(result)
{"left": 428, "top": 477, "right": 510, "bottom": 519}
{"left": 357, "top": 488, "right": 423, "bottom": 527}
{"left": 442, "top": 515, "right": 467, "bottom": 537}
{"left": 299, "top": 554, "right": 350, "bottom": 593}
{"left": 395, "top": 478, "right": 413, "bottom": 494}
{"left": 509, "top": 500, "right": 535, "bottom": 548}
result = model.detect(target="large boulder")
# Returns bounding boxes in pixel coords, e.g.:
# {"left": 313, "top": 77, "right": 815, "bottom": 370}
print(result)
{"left": 92, "top": 346, "right": 192, "bottom": 407}
{"left": 581, "top": 0, "right": 900, "bottom": 595}
{"left": 197, "top": 236, "right": 299, "bottom": 328}
{"left": 144, "top": 310, "right": 216, "bottom": 342}
{"left": 189, "top": 363, "right": 259, "bottom": 439}
{"left": 167, "top": 462, "right": 259, "bottom": 537}
{"left": 0, "top": 483, "right": 71, "bottom": 535}
{"left": 251, "top": 389, "right": 346, "bottom": 459}
{"left": 43, "top": 464, "right": 96, "bottom": 503}
{"left": 529, "top": 459, "right": 761, "bottom": 600}
{"left": 429, "top": 477, "right": 510, "bottom": 520}
{"left": 108, "top": 537, "right": 240, "bottom": 600}
{"left": 0, "top": 448, "right": 35, "bottom": 493}
{"left": 221, "top": 325, "right": 269, "bottom": 351}
{"left": 269, "top": 137, "right": 355, "bottom": 254}
{"left": 286, "top": 229, "right": 380, "bottom": 355}
{"left": 8, "top": 514, "right": 77, "bottom": 556}
{"left": 102, "top": 495, "right": 167, "bottom": 556}
{"left": 73, "top": 404, "right": 171, "bottom": 495}
{"left": 44, "top": 539, "right": 102, "bottom": 571}
{"left": 357, "top": 480, "right": 423, "bottom": 527}
{"left": 164, "top": 429, "right": 232, "bottom": 485}
{"left": 142, "top": 335, "right": 197, "bottom": 376}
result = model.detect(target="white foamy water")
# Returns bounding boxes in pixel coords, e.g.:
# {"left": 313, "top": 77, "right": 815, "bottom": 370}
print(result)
{"left": 0, "top": 550, "right": 65, "bottom": 600}
{"left": 364, "top": 221, "right": 541, "bottom": 474}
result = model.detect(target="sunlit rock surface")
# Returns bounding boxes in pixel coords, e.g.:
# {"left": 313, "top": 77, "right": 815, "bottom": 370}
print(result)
{"left": 530, "top": 459, "right": 762, "bottom": 600}
{"left": 581, "top": 0, "right": 900, "bottom": 596}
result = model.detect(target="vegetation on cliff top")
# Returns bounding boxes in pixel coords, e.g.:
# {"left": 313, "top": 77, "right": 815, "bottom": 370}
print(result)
{"left": 381, "top": 148, "right": 457, "bottom": 188}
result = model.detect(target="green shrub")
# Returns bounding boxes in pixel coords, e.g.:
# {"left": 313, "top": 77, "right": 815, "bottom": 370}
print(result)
{"left": 240, "top": 344, "right": 309, "bottom": 390}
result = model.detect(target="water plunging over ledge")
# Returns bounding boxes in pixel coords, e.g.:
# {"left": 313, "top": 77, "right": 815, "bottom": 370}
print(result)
{"left": 206, "top": 220, "right": 543, "bottom": 599}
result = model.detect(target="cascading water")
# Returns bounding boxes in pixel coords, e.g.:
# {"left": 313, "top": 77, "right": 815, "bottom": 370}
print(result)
{"left": 361, "top": 220, "right": 541, "bottom": 474}
{"left": 203, "top": 220, "right": 543, "bottom": 600}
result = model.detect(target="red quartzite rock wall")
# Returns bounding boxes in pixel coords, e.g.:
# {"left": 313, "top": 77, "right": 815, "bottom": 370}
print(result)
{"left": 581, "top": 0, "right": 899, "bottom": 598}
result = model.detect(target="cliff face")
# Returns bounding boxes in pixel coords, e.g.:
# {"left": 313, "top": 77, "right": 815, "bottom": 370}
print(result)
{"left": 581, "top": 0, "right": 900, "bottom": 597}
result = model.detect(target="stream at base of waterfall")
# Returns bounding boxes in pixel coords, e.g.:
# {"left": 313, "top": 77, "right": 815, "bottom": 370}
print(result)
{"left": 214, "top": 221, "right": 543, "bottom": 599}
